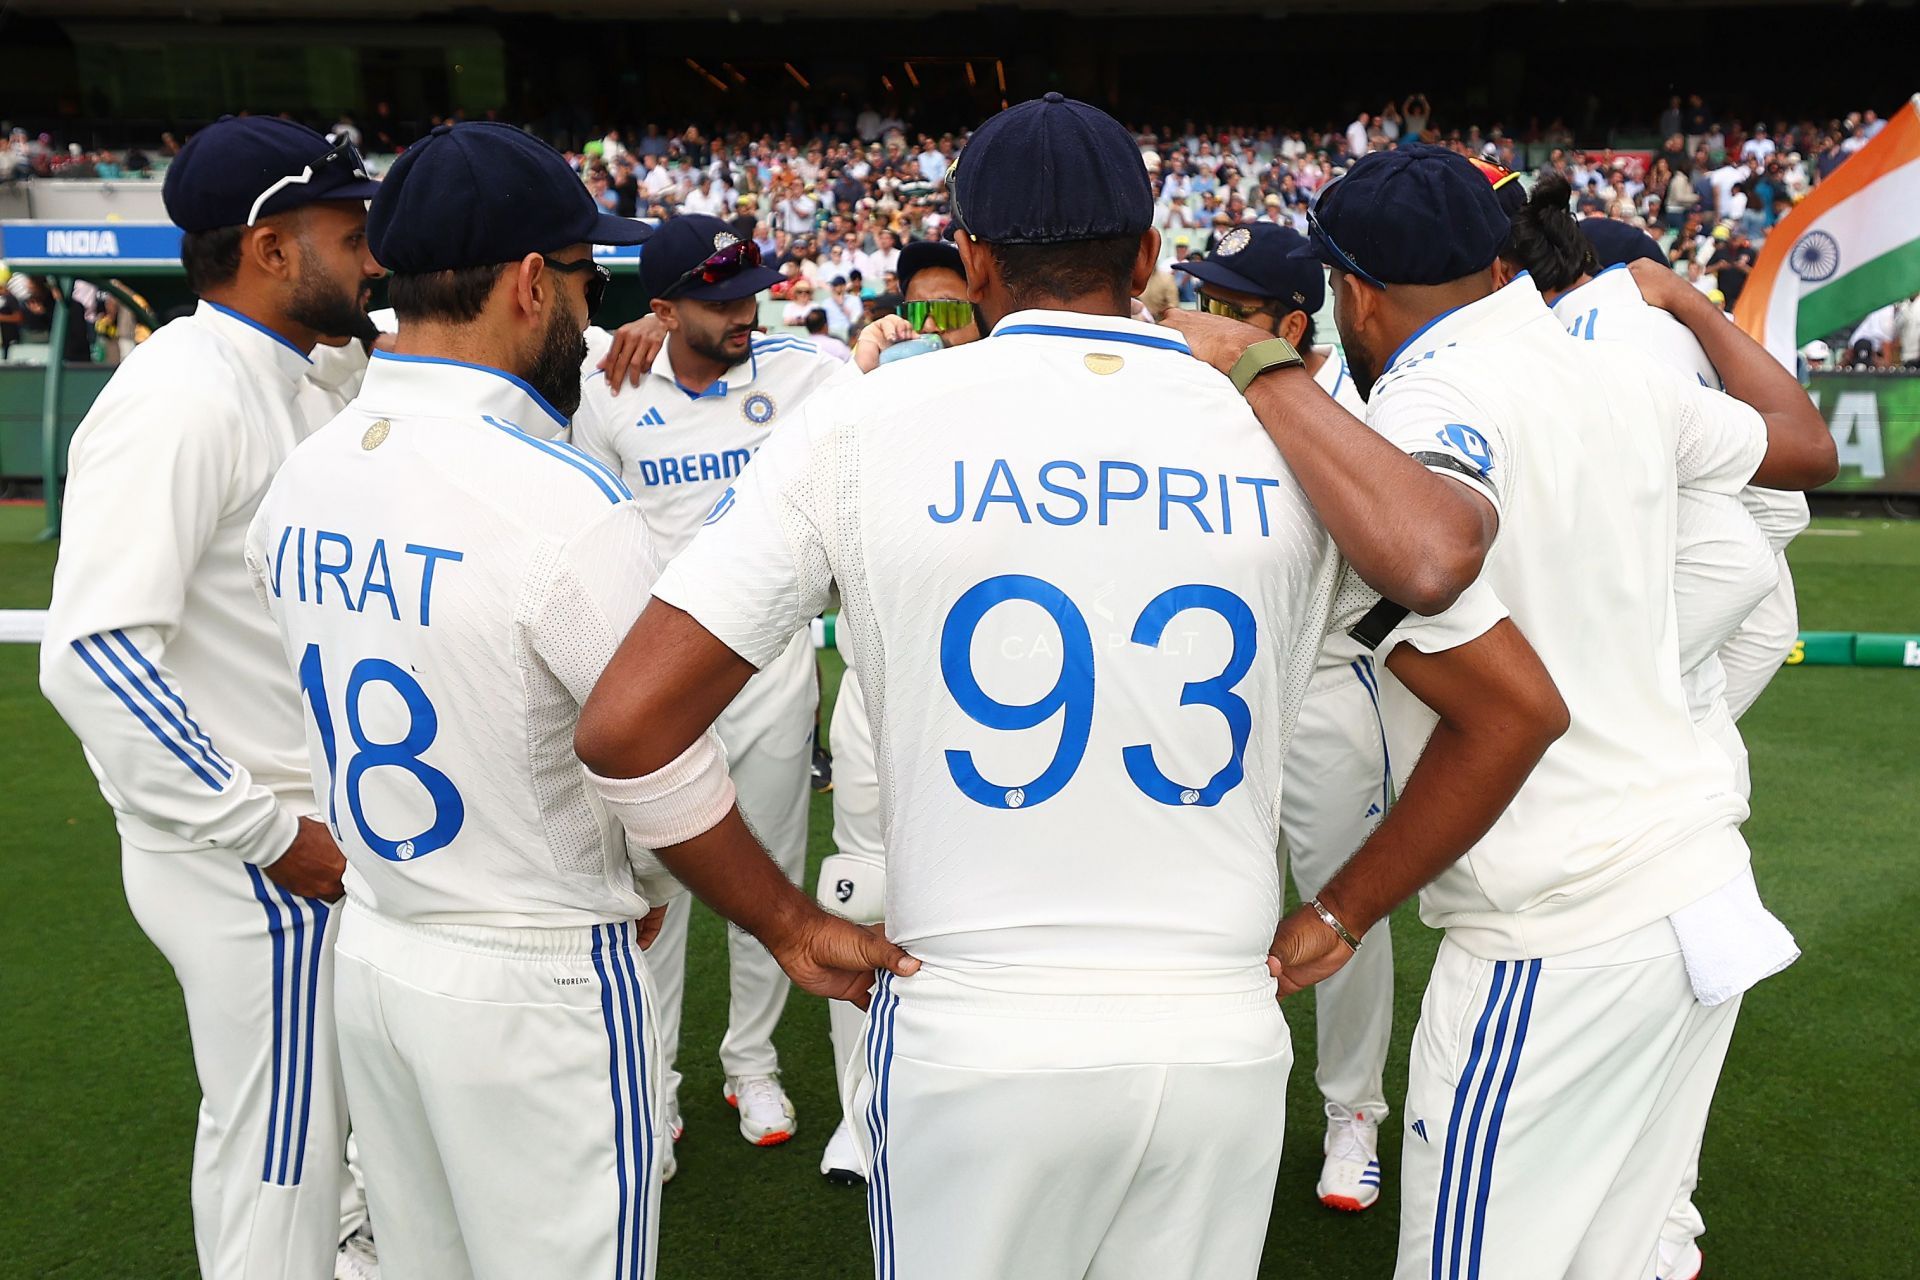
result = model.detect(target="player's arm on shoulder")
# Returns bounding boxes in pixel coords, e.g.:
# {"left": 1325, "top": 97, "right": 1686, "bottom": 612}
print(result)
{"left": 40, "top": 376, "right": 299, "bottom": 868}
{"left": 1163, "top": 310, "right": 1496, "bottom": 614}
{"left": 1629, "top": 259, "right": 1836, "bottom": 489}
{"left": 1270, "top": 581, "right": 1566, "bottom": 998}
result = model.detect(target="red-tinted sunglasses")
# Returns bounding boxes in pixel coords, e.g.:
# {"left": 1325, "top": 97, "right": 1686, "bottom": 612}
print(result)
{"left": 660, "top": 239, "right": 763, "bottom": 299}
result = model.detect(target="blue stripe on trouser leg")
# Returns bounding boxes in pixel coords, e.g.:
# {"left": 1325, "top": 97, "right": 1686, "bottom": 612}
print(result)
{"left": 1466, "top": 959, "right": 1541, "bottom": 1278}
{"left": 876, "top": 977, "right": 899, "bottom": 1279}
{"left": 1432, "top": 960, "right": 1510, "bottom": 1280}
{"left": 591, "top": 926, "right": 633, "bottom": 1280}
{"left": 1449, "top": 960, "right": 1526, "bottom": 1279}
{"left": 273, "top": 885, "right": 308, "bottom": 1186}
{"left": 291, "top": 896, "right": 330, "bottom": 1185}
{"left": 612, "top": 923, "right": 652, "bottom": 1277}
{"left": 245, "top": 866, "right": 288, "bottom": 1184}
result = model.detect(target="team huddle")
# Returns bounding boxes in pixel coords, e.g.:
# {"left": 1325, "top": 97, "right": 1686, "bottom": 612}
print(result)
{"left": 39, "top": 95, "right": 1833, "bottom": 1280}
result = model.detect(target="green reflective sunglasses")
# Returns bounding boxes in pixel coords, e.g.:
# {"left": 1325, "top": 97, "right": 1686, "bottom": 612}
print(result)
{"left": 1199, "top": 293, "right": 1277, "bottom": 323}
{"left": 897, "top": 299, "right": 974, "bottom": 332}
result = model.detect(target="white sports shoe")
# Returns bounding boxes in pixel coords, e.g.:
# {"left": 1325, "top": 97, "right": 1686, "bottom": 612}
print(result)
{"left": 660, "top": 1142, "right": 678, "bottom": 1185}
{"left": 334, "top": 1226, "right": 380, "bottom": 1280}
{"left": 820, "top": 1117, "right": 867, "bottom": 1186}
{"left": 724, "top": 1073, "right": 797, "bottom": 1146}
{"left": 1657, "top": 1239, "right": 1703, "bottom": 1280}
{"left": 1317, "top": 1104, "right": 1382, "bottom": 1212}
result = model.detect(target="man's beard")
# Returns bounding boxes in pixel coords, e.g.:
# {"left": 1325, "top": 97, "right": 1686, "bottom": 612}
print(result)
{"left": 684, "top": 322, "right": 755, "bottom": 371}
{"left": 287, "top": 258, "right": 372, "bottom": 343}
{"left": 525, "top": 298, "right": 588, "bottom": 420}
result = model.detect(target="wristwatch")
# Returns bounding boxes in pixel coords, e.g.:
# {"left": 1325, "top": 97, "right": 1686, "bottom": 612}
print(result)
{"left": 1227, "top": 336, "right": 1306, "bottom": 394}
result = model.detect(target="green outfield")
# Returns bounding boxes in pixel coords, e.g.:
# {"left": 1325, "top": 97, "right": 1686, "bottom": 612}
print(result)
{"left": 3, "top": 506, "right": 1916, "bottom": 1279}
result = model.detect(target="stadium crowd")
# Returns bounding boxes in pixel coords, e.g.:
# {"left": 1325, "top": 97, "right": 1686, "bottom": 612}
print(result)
{"left": 5, "top": 95, "right": 1919, "bottom": 367}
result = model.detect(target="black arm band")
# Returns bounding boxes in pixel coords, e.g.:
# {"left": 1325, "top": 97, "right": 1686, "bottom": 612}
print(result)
{"left": 1409, "top": 450, "right": 1493, "bottom": 494}
{"left": 1349, "top": 598, "right": 1412, "bottom": 651}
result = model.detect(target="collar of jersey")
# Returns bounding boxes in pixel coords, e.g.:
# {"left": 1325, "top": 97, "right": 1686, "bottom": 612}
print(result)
{"left": 1545, "top": 260, "right": 1635, "bottom": 315}
{"left": 1385, "top": 274, "right": 1546, "bottom": 374}
{"left": 651, "top": 338, "right": 764, "bottom": 400}
{"left": 362, "top": 350, "right": 569, "bottom": 436}
{"left": 988, "top": 308, "right": 1192, "bottom": 354}
{"left": 196, "top": 300, "right": 313, "bottom": 381}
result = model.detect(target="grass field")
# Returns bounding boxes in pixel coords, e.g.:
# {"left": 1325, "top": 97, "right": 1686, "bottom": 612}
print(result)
{"left": 3, "top": 504, "right": 1916, "bottom": 1279}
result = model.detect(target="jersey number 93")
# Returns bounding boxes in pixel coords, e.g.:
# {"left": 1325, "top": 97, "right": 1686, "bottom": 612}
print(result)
{"left": 940, "top": 574, "right": 1256, "bottom": 811}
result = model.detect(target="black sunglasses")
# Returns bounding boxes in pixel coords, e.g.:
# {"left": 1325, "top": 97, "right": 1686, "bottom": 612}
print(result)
{"left": 1306, "top": 203, "right": 1386, "bottom": 291}
{"left": 542, "top": 254, "right": 611, "bottom": 318}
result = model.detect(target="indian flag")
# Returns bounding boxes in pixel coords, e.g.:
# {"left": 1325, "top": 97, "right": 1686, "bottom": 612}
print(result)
{"left": 1736, "top": 93, "right": 1920, "bottom": 367}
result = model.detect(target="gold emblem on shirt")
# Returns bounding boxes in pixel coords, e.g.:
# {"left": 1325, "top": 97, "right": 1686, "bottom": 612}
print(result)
{"left": 361, "top": 419, "right": 391, "bottom": 450}
{"left": 1084, "top": 353, "right": 1124, "bottom": 376}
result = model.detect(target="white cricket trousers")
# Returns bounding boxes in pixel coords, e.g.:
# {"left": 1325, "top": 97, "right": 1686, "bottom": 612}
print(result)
{"left": 647, "top": 673, "right": 815, "bottom": 1114}
{"left": 1395, "top": 920, "right": 1740, "bottom": 1280}
{"left": 850, "top": 967, "right": 1292, "bottom": 1280}
{"left": 332, "top": 903, "right": 664, "bottom": 1280}
{"left": 122, "top": 843, "right": 348, "bottom": 1280}
{"left": 1279, "top": 658, "right": 1395, "bottom": 1121}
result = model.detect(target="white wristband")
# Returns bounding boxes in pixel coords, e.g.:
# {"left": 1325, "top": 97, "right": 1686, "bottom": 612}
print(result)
{"left": 585, "top": 730, "right": 737, "bottom": 850}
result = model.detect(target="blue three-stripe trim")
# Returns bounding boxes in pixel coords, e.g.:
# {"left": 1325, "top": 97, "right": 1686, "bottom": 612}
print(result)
{"left": 482, "top": 415, "right": 633, "bottom": 505}
{"left": 1350, "top": 655, "right": 1393, "bottom": 813}
{"left": 592, "top": 922, "right": 655, "bottom": 1280}
{"left": 864, "top": 971, "right": 901, "bottom": 1280}
{"left": 70, "top": 631, "right": 233, "bottom": 792}
{"left": 245, "top": 865, "right": 331, "bottom": 1187}
{"left": 1430, "top": 958, "right": 1542, "bottom": 1280}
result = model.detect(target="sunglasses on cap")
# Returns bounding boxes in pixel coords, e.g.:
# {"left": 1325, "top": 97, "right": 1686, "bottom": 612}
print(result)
{"left": 897, "top": 299, "right": 972, "bottom": 332}
{"left": 246, "top": 133, "right": 370, "bottom": 227}
{"left": 541, "top": 254, "right": 611, "bottom": 318}
{"left": 659, "top": 238, "right": 763, "bottom": 300}
{"left": 1466, "top": 155, "right": 1524, "bottom": 193}
{"left": 1306, "top": 203, "right": 1386, "bottom": 290}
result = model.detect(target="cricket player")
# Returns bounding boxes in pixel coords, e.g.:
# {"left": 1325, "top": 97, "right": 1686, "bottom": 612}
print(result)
{"left": 40, "top": 115, "right": 382, "bottom": 1280}
{"left": 817, "top": 236, "right": 982, "bottom": 1186}
{"left": 1501, "top": 201, "right": 1807, "bottom": 1280}
{"left": 242, "top": 122, "right": 664, "bottom": 1280}
{"left": 1269, "top": 145, "right": 1835, "bottom": 1279}
{"left": 1169, "top": 220, "right": 1396, "bottom": 1214}
{"left": 575, "top": 96, "right": 1565, "bottom": 1280}
{"left": 571, "top": 213, "right": 907, "bottom": 1159}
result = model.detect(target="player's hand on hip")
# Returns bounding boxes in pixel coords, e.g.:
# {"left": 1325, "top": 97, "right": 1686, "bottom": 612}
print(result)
{"left": 599, "top": 313, "right": 668, "bottom": 394}
{"left": 852, "top": 314, "right": 914, "bottom": 372}
{"left": 1156, "top": 309, "right": 1272, "bottom": 375}
{"left": 263, "top": 816, "right": 347, "bottom": 903}
{"left": 635, "top": 902, "right": 671, "bottom": 950}
{"left": 771, "top": 913, "right": 919, "bottom": 1009}
{"left": 1267, "top": 903, "right": 1356, "bottom": 1000}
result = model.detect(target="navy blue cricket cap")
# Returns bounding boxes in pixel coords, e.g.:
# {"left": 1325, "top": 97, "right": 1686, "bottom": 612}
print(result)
{"left": 638, "top": 214, "right": 781, "bottom": 302}
{"left": 1294, "top": 144, "right": 1509, "bottom": 287}
{"left": 1174, "top": 223, "right": 1324, "bottom": 315}
{"left": 368, "top": 122, "right": 650, "bottom": 274}
{"left": 1579, "top": 218, "right": 1667, "bottom": 270}
{"left": 897, "top": 239, "right": 965, "bottom": 295}
{"left": 950, "top": 93, "right": 1153, "bottom": 245}
{"left": 163, "top": 115, "right": 381, "bottom": 233}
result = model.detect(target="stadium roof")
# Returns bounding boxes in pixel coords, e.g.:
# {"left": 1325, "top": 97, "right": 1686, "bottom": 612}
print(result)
{"left": 13, "top": 0, "right": 1860, "bottom": 14}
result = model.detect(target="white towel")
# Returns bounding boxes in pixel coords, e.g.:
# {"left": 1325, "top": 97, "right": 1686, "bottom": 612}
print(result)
{"left": 1669, "top": 865, "right": 1800, "bottom": 1006}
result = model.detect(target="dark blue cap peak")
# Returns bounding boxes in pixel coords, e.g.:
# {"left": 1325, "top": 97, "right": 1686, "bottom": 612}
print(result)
{"left": 639, "top": 214, "right": 781, "bottom": 302}
{"left": 1295, "top": 144, "right": 1509, "bottom": 287}
{"left": 368, "top": 122, "right": 649, "bottom": 275}
{"left": 1578, "top": 218, "right": 1667, "bottom": 270}
{"left": 897, "top": 239, "right": 966, "bottom": 295}
{"left": 951, "top": 95, "right": 1152, "bottom": 245}
{"left": 163, "top": 115, "right": 381, "bottom": 233}
{"left": 1174, "top": 222, "right": 1323, "bottom": 315}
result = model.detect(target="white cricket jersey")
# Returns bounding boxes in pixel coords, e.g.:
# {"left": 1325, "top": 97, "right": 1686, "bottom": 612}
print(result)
{"left": 653, "top": 309, "right": 1499, "bottom": 986}
{"left": 1548, "top": 266, "right": 1807, "bottom": 721}
{"left": 244, "top": 351, "right": 669, "bottom": 928}
{"left": 1370, "top": 276, "right": 1767, "bottom": 959}
{"left": 572, "top": 330, "right": 852, "bottom": 752}
{"left": 41, "top": 302, "right": 317, "bottom": 865}
{"left": 1306, "top": 346, "right": 1376, "bottom": 678}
